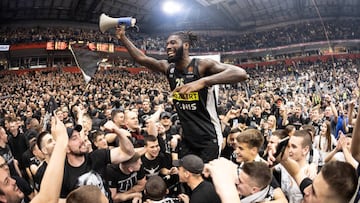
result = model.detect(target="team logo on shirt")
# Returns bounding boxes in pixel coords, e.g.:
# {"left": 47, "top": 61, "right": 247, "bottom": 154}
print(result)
{"left": 109, "top": 172, "right": 138, "bottom": 193}
{"left": 172, "top": 92, "right": 199, "bottom": 101}
{"left": 76, "top": 171, "right": 109, "bottom": 198}
{"left": 144, "top": 165, "right": 160, "bottom": 178}
{"left": 172, "top": 92, "right": 199, "bottom": 110}
{"left": 175, "top": 101, "right": 197, "bottom": 110}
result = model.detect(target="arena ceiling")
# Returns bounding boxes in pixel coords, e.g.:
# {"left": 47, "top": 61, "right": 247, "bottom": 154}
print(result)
{"left": 1, "top": 0, "right": 360, "bottom": 33}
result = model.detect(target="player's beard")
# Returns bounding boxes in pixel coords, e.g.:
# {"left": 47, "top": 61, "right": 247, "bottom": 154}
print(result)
{"left": 167, "top": 45, "right": 184, "bottom": 63}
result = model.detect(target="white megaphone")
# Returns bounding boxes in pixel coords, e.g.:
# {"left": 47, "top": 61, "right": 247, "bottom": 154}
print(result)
{"left": 99, "top": 13, "right": 136, "bottom": 33}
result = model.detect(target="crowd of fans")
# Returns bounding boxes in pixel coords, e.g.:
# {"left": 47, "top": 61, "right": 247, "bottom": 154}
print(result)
{"left": 1, "top": 19, "right": 359, "bottom": 51}
{"left": 0, "top": 53, "right": 360, "bottom": 202}
{"left": 0, "top": 17, "right": 360, "bottom": 202}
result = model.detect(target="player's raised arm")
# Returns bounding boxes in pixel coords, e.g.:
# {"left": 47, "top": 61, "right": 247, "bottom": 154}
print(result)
{"left": 116, "top": 26, "right": 168, "bottom": 74}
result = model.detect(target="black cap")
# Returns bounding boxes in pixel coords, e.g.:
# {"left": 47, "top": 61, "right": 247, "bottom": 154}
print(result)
{"left": 66, "top": 124, "right": 82, "bottom": 138}
{"left": 160, "top": 111, "right": 172, "bottom": 119}
{"left": 172, "top": 154, "right": 204, "bottom": 174}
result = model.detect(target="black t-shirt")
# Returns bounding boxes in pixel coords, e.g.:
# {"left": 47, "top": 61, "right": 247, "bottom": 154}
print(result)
{"left": 220, "top": 145, "right": 234, "bottom": 160}
{"left": 105, "top": 164, "right": 145, "bottom": 193}
{"left": 23, "top": 129, "right": 38, "bottom": 141}
{"left": 21, "top": 150, "right": 40, "bottom": 170}
{"left": 105, "top": 164, "right": 145, "bottom": 203}
{"left": 158, "top": 125, "right": 180, "bottom": 162}
{"left": 141, "top": 153, "right": 169, "bottom": 179}
{"left": 0, "top": 145, "right": 19, "bottom": 176}
{"left": 288, "top": 115, "right": 306, "bottom": 129}
{"left": 276, "top": 116, "right": 287, "bottom": 129}
{"left": 249, "top": 116, "right": 262, "bottom": 127}
{"left": 45, "top": 96, "right": 57, "bottom": 113}
{"left": 60, "top": 149, "right": 112, "bottom": 200}
{"left": 111, "top": 88, "right": 121, "bottom": 97}
{"left": 8, "top": 133, "right": 29, "bottom": 169}
{"left": 138, "top": 109, "right": 155, "bottom": 128}
{"left": 34, "top": 161, "right": 47, "bottom": 191}
{"left": 190, "top": 181, "right": 221, "bottom": 203}
{"left": 21, "top": 149, "right": 41, "bottom": 183}
{"left": 0, "top": 145, "right": 13, "bottom": 163}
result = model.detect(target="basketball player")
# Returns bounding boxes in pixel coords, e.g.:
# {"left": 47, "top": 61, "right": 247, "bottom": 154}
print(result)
{"left": 116, "top": 27, "right": 248, "bottom": 162}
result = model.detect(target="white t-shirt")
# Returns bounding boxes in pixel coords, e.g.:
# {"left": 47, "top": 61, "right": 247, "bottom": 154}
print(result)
{"left": 313, "top": 135, "right": 337, "bottom": 158}
{"left": 334, "top": 152, "right": 359, "bottom": 168}
{"left": 274, "top": 164, "right": 303, "bottom": 203}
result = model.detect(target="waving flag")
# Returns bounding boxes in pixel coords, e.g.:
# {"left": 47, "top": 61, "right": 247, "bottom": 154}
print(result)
{"left": 69, "top": 42, "right": 113, "bottom": 84}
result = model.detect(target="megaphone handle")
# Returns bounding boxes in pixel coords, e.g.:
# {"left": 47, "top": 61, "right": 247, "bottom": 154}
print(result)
{"left": 127, "top": 25, "right": 139, "bottom": 32}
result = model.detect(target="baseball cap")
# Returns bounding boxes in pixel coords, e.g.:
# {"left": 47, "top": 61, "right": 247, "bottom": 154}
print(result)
{"left": 66, "top": 124, "right": 82, "bottom": 138}
{"left": 172, "top": 154, "right": 204, "bottom": 174}
{"left": 160, "top": 111, "right": 172, "bottom": 119}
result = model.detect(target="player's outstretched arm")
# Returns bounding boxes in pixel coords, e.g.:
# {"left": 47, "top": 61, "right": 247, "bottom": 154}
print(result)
{"left": 116, "top": 26, "right": 168, "bottom": 74}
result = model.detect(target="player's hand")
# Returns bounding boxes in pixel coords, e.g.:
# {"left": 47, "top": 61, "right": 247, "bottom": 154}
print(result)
{"left": 173, "top": 79, "right": 206, "bottom": 94}
{"left": 116, "top": 25, "right": 126, "bottom": 40}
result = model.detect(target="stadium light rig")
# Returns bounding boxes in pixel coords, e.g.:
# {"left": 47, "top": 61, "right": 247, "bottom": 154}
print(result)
{"left": 162, "top": 1, "right": 182, "bottom": 15}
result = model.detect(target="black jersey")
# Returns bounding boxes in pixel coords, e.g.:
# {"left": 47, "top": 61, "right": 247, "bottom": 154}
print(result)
{"left": 166, "top": 59, "right": 222, "bottom": 149}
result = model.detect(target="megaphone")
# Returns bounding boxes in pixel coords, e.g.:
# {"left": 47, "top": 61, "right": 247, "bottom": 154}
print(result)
{"left": 99, "top": 13, "right": 136, "bottom": 33}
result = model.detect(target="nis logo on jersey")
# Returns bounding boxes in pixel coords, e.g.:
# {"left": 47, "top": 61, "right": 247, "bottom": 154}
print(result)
{"left": 173, "top": 92, "right": 198, "bottom": 110}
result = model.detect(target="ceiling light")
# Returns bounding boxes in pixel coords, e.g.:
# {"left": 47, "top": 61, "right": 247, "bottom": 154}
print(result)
{"left": 162, "top": 1, "right": 182, "bottom": 15}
